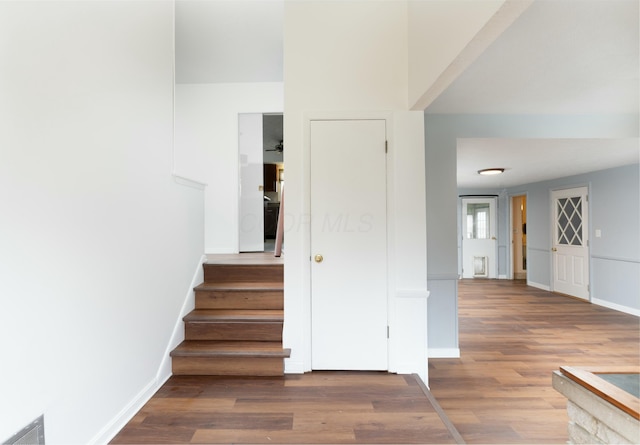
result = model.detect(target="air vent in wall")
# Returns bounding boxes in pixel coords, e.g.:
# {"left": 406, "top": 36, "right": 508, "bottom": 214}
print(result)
{"left": 3, "top": 415, "right": 44, "bottom": 445}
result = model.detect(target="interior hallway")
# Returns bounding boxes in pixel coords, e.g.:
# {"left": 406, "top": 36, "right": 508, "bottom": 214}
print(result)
{"left": 429, "top": 279, "right": 640, "bottom": 444}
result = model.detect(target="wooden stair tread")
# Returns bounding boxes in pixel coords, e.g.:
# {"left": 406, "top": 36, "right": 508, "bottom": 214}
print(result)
{"left": 196, "top": 282, "right": 283, "bottom": 291}
{"left": 184, "top": 309, "right": 284, "bottom": 322}
{"left": 203, "top": 263, "right": 283, "bottom": 283}
{"left": 171, "top": 341, "right": 291, "bottom": 358}
{"left": 172, "top": 256, "right": 288, "bottom": 376}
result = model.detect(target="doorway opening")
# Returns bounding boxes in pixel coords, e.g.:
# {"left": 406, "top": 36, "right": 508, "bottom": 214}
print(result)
{"left": 511, "top": 195, "right": 527, "bottom": 280}
{"left": 263, "top": 113, "right": 284, "bottom": 253}
{"left": 238, "top": 113, "right": 283, "bottom": 253}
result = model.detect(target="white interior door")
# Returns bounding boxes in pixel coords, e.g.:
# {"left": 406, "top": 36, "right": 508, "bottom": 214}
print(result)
{"left": 310, "top": 119, "right": 388, "bottom": 370}
{"left": 238, "top": 113, "right": 264, "bottom": 252}
{"left": 552, "top": 187, "right": 589, "bottom": 300}
{"left": 461, "top": 197, "right": 497, "bottom": 278}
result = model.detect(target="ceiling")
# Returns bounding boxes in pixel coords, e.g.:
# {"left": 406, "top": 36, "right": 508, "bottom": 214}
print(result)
{"left": 427, "top": 0, "right": 639, "bottom": 189}
{"left": 427, "top": 0, "right": 639, "bottom": 115}
{"left": 457, "top": 137, "right": 639, "bottom": 189}
{"left": 175, "top": 0, "right": 639, "bottom": 188}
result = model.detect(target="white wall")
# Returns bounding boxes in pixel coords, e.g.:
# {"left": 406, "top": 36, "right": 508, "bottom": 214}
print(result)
{"left": 174, "top": 82, "right": 283, "bottom": 253}
{"left": 0, "top": 2, "right": 204, "bottom": 443}
{"left": 284, "top": 1, "right": 431, "bottom": 380}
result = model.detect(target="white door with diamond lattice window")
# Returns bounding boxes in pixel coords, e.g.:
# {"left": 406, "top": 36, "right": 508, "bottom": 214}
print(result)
{"left": 551, "top": 187, "right": 589, "bottom": 300}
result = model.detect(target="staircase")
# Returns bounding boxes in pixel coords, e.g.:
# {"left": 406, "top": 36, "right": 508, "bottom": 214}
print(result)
{"left": 170, "top": 259, "right": 290, "bottom": 376}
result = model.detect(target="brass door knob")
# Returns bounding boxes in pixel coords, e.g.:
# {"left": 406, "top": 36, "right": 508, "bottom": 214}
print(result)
{"left": 551, "top": 247, "right": 558, "bottom": 252}
{"left": 314, "top": 254, "right": 324, "bottom": 263}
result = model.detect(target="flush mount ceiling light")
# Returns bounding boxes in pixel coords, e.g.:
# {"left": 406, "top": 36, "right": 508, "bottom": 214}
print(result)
{"left": 478, "top": 168, "right": 505, "bottom": 176}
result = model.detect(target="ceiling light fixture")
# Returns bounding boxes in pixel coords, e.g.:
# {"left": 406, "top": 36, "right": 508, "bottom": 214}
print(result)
{"left": 478, "top": 168, "right": 505, "bottom": 176}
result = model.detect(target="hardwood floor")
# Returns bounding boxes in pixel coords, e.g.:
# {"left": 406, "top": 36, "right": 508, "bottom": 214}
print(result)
{"left": 429, "top": 279, "right": 640, "bottom": 444}
{"left": 112, "top": 278, "right": 639, "bottom": 444}
{"left": 110, "top": 372, "right": 460, "bottom": 444}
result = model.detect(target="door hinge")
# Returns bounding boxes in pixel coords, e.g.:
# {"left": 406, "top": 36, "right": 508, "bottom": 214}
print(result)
{"left": 385, "top": 140, "right": 388, "bottom": 154}
{"left": 387, "top": 326, "right": 390, "bottom": 338}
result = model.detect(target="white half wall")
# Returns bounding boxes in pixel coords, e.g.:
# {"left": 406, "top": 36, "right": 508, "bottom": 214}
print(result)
{"left": 175, "top": 82, "right": 283, "bottom": 254}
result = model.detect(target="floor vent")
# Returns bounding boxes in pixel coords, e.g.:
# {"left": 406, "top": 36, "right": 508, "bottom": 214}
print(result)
{"left": 4, "top": 415, "right": 44, "bottom": 445}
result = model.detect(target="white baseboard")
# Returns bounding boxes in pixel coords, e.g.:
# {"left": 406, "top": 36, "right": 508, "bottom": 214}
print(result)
{"left": 95, "top": 254, "right": 207, "bottom": 445}
{"left": 89, "top": 377, "right": 160, "bottom": 445}
{"left": 156, "top": 254, "right": 206, "bottom": 383}
{"left": 428, "top": 348, "right": 460, "bottom": 358}
{"left": 498, "top": 274, "right": 507, "bottom": 279}
{"left": 528, "top": 281, "right": 551, "bottom": 291}
{"left": 284, "top": 359, "right": 305, "bottom": 374}
{"left": 394, "top": 363, "right": 428, "bottom": 384}
{"left": 592, "top": 298, "right": 640, "bottom": 317}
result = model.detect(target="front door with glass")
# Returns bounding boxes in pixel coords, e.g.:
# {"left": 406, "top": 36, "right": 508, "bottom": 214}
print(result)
{"left": 461, "top": 197, "right": 497, "bottom": 279}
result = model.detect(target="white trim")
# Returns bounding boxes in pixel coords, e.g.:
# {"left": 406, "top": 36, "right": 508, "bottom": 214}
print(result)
{"left": 428, "top": 348, "right": 460, "bottom": 358}
{"left": 173, "top": 174, "right": 207, "bottom": 190}
{"left": 592, "top": 298, "right": 640, "bottom": 317}
{"left": 97, "top": 254, "right": 206, "bottom": 443}
{"left": 156, "top": 254, "right": 206, "bottom": 382}
{"left": 302, "top": 111, "right": 394, "bottom": 374}
{"left": 498, "top": 274, "right": 508, "bottom": 279}
{"left": 89, "top": 378, "right": 159, "bottom": 445}
{"left": 308, "top": 116, "right": 390, "bottom": 371}
{"left": 528, "top": 281, "right": 551, "bottom": 291}
{"left": 284, "top": 360, "right": 305, "bottom": 374}
{"left": 592, "top": 254, "right": 640, "bottom": 264}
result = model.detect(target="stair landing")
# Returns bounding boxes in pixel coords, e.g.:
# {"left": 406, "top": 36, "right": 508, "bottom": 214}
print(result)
{"left": 205, "top": 252, "right": 284, "bottom": 265}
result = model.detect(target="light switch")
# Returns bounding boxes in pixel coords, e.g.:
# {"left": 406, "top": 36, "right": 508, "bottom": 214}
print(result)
{"left": 595, "top": 229, "right": 602, "bottom": 238}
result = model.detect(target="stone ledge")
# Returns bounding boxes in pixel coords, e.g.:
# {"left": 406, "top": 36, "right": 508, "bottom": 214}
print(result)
{"left": 553, "top": 371, "right": 640, "bottom": 444}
